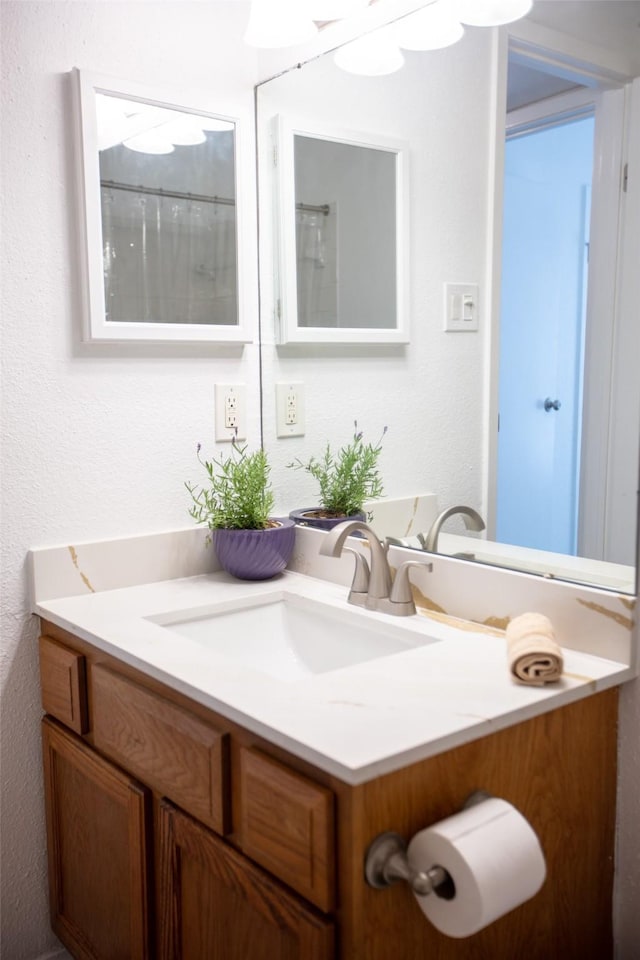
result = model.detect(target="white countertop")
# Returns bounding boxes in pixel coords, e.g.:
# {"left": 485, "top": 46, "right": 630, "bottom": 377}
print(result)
{"left": 34, "top": 569, "right": 631, "bottom": 785}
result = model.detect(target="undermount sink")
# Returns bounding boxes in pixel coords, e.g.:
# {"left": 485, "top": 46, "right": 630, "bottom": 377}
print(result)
{"left": 149, "top": 592, "right": 438, "bottom": 682}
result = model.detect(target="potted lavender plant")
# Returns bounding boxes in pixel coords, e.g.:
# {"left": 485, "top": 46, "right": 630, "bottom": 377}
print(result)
{"left": 186, "top": 441, "right": 295, "bottom": 580}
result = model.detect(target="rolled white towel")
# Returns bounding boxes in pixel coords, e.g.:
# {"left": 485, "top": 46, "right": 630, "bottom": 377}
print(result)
{"left": 506, "top": 612, "right": 564, "bottom": 686}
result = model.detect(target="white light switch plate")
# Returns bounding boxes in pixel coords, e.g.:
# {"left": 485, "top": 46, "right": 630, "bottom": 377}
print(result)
{"left": 444, "top": 282, "right": 479, "bottom": 332}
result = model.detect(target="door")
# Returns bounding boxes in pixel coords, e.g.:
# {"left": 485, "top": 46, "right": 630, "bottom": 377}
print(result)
{"left": 496, "top": 115, "right": 594, "bottom": 554}
{"left": 41, "top": 717, "right": 152, "bottom": 960}
{"left": 158, "top": 799, "right": 335, "bottom": 960}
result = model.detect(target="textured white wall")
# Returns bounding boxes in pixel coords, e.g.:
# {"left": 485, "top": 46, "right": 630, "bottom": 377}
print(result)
{"left": 0, "top": 3, "right": 258, "bottom": 958}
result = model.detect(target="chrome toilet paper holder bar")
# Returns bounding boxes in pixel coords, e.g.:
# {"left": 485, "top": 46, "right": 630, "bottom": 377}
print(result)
{"left": 364, "top": 791, "right": 491, "bottom": 897}
{"left": 364, "top": 831, "right": 454, "bottom": 897}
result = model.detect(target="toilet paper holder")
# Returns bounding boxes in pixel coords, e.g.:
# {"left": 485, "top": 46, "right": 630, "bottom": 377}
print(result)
{"left": 364, "top": 790, "right": 491, "bottom": 898}
{"left": 364, "top": 831, "right": 454, "bottom": 897}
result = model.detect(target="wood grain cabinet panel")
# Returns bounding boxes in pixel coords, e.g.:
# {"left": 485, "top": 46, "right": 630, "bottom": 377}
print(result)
{"left": 39, "top": 635, "right": 88, "bottom": 734}
{"left": 158, "top": 800, "right": 335, "bottom": 960}
{"left": 91, "top": 665, "right": 230, "bottom": 834}
{"left": 41, "top": 717, "right": 151, "bottom": 960}
{"left": 239, "top": 748, "right": 335, "bottom": 912}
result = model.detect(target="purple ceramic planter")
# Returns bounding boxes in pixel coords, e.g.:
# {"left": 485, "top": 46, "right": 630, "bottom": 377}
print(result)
{"left": 289, "top": 508, "right": 366, "bottom": 531}
{"left": 212, "top": 518, "right": 296, "bottom": 581}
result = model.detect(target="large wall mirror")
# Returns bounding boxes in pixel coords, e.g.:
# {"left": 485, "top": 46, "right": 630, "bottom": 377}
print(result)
{"left": 74, "top": 69, "right": 252, "bottom": 343}
{"left": 256, "top": 1, "right": 640, "bottom": 594}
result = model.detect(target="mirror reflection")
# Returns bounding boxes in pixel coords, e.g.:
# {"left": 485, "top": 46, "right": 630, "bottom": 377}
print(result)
{"left": 98, "top": 94, "right": 238, "bottom": 326}
{"left": 257, "top": 2, "right": 640, "bottom": 593}
{"left": 272, "top": 114, "right": 408, "bottom": 343}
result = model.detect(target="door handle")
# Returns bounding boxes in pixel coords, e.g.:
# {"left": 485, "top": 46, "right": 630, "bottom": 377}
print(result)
{"left": 544, "top": 398, "right": 561, "bottom": 412}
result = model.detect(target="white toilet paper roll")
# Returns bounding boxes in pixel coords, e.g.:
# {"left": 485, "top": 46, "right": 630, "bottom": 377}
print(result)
{"left": 407, "top": 797, "right": 546, "bottom": 938}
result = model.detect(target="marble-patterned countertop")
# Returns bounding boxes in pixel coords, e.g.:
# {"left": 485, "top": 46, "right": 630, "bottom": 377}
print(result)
{"left": 33, "top": 569, "right": 631, "bottom": 784}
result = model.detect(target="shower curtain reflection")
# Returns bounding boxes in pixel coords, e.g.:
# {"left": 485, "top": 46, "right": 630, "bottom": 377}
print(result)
{"left": 295, "top": 202, "right": 337, "bottom": 327}
{"left": 101, "top": 185, "right": 238, "bottom": 325}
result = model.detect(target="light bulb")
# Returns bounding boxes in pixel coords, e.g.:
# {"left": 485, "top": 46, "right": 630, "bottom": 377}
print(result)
{"left": 334, "top": 29, "right": 404, "bottom": 76}
{"left": 449, "top": 0, "right": 533, "bottom": 27}
{"left": 395, "top": 3, "right": 464, "bottom": 51}
{"left": 244, "top": 0, "right": 318, "bottom": 48}
{"left": 309, "top": 1, "right": 369, "bottom": 20}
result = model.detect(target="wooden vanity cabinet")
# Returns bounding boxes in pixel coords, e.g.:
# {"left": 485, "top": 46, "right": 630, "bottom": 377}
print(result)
{"left": 38, "top": 622, "right": 619, "bottom": 960}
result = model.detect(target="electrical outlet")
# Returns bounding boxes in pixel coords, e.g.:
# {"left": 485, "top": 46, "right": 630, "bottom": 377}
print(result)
{"left": 276, "top": 382, "right": 305, "bottom": 438}
{"left": 214, "top": 384, "right": 246, "bottom": 441}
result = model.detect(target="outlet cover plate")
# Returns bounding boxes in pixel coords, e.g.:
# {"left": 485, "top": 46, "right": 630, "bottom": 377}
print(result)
{"left": 276, "top": 382, "right": 305, "bottom": 438}
{"left": 214, "top": 384, "right": 247, "bottom": 442}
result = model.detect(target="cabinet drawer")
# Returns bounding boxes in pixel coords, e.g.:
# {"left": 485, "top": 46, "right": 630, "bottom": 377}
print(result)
{"left": 91, "top": 665, "right": 230, "bottom": 834}
{"left": 239, "top": 748, "right": 335, "bottom": 912}
{"left": 39, "top": 636, "right": 88, "bottom": 734}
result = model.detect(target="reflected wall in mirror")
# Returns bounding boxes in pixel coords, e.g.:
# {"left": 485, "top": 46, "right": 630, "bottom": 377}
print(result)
{"left": 257, "top": 2, "right": 640, "bottom": 594}
{"left": 273, "top": 114, "right": 409, "bottom": 343}
{"left": 74, "top": 69, "right": 251, "bottom": 343}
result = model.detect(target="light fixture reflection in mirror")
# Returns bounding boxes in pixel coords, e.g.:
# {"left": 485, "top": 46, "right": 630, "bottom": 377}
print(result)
{"left": 75, "top": 69, "right": 251, "bottom": 343}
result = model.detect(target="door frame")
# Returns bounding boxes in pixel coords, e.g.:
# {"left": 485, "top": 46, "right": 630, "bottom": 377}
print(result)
{"left": 484, "top": 24, "right": 631, "bottom": 558}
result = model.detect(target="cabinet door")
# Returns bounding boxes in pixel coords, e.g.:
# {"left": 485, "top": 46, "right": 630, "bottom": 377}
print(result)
{"left": 158, "top": 800, "right": 335, "bottom": 960}
{"left": 42, "top": 718, "right": 151, "bottom": 960}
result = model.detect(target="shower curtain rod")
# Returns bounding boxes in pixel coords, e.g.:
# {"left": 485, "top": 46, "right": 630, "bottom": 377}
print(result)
{"left": 296, "top": 201, "right": 330, "bottom": 216}
{"left": 100, "top": 179, "right": 235, "bottom": 207}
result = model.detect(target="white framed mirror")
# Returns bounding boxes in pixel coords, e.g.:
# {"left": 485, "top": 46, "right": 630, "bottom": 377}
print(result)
{"left": 73, "top": 68, "right": 252, "bottom": 343}
{"left": 272, "top": 113, "right": 409, "bottom": 344}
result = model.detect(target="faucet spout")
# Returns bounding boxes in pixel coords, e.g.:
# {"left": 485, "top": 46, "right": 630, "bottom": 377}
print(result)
{"left": 420, "top": 505, "right": 485, "bottom": 554}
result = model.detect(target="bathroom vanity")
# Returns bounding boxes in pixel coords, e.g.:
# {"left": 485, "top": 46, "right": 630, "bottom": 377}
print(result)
{"left": 33, "top": 551, "right": 631, "bottom": 960}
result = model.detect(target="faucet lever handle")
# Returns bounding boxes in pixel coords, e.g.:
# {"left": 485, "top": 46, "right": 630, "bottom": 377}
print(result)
{"left": 390, "top": 560, "right": 433, "bottom": 607}
{"left": 343, "top": 547, "right": 370, "bottom": 604}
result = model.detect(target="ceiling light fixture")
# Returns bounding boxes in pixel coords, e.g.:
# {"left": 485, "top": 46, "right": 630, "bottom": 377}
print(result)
{"left": 244, "top": 0, "right": 318, "bottom": 48}
{"left": 450, "top": 0, "right": 533, "bottom": 27}
{"left": 333, "top": 29, "right": 405, "bottom": 76}
{"left": 242, "top": 1, "right": 535, "bottom": 68}
{"left": 394, "top": 2, "right": 464, "bottom": 51}
{"left": 308, "top": 0, "right": 369, "bottom": 19}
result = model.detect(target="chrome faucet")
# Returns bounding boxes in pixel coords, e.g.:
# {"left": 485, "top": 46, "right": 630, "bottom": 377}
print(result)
{"left": 319, "top": 520, "right": 432, "bottom": 617}
{"left": 419, "top": 505, "right": 485, "bottom": 554}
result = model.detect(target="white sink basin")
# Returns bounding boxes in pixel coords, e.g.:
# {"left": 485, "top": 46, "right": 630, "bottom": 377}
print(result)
{"left": 149, "top": 593, "right": 438, "bottom": 682}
